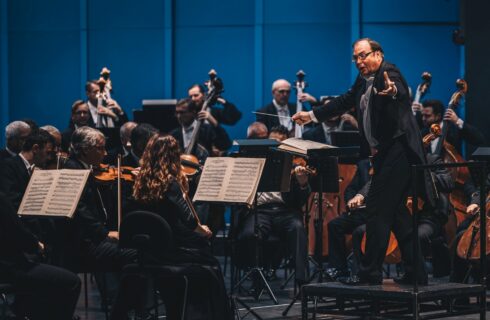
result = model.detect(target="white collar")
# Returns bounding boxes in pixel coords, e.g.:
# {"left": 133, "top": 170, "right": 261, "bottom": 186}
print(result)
{"left": 272, "top": 99, "right": 289, "bottom": 111}
{"left": 18, "top": 152, "right": 33, "bottom": 171}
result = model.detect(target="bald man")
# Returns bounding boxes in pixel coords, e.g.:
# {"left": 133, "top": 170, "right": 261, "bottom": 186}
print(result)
{"left": 255, "top": 79, "right": 297, "bottom": 133}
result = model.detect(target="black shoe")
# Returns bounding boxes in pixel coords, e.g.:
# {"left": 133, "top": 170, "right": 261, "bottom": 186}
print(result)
{"left": 393, "top": 273, "right": 428, "bottom": 286}
{"left": 338, "top": 275, "right": 382, "bottom": 286}
{"left": 325, "top": 268, "right": 348, "bottom": 281}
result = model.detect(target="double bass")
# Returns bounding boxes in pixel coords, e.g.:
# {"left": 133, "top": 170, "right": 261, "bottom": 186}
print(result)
{"left": 180, "top": 69, "right": 223, "bottom": 176}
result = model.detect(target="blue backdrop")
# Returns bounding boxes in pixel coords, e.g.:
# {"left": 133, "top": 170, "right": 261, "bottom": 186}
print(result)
{"left": 0, "top": 0, "right": 461, "bottom": 145}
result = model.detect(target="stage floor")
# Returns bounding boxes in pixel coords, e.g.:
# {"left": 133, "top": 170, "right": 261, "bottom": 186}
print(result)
{"left": 73, "top": 258, "right": 490, "bottom": 320}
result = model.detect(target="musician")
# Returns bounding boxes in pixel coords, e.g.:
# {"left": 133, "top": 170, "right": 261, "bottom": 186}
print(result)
{"left": 61, "top": 100, "right": 91, "bottom": 152}
{"left": 293, "top": 38, "right": 429, "bottom": 285}
{"left": 246, "top": 121, "right": 268, "bottom": 139}
{"left": 236, "top": 129, "right": 310, "bottom": 284}
{"left": 269, "top": 125, "right": 289, "bottom": 142}
{"left": 0, "top": 192, "right": 81, "bottom": 320}
{"left": 188, "top": 83, "right": 242, "bottom": 125}
{"left": 63, "top": 127, "right": 136, "bottom": 301}
{"left": 449, "top": 173, "right": 490, "bottom": 286}
{"left": 1, "top": 120, "right": 31, "bottom": 162}
{"left": 111, "top": 134, "right": 232, "bottom": 319}
{"left": 105, "top": 121, "right": 137, "bottom": 165}
{"left": 325, "top": 159, "right": 371, "bottom": 281}
{"left": 170, "top": 98, "right": 232, "bottom": 159}
{"left": 85, "top": 80, "right": 128, "bottom": 128}
{"left": 421, "top": 99, "right": 486, "bottom": 154}
{"left": 256, "top": 79, "right": 296, "bottom": 132}
{"left": 303, "top": 113, "right": 358, "bottom": 144}
{"left": 0, "top": 129, "right": 55, "bottom": 211}
{"left": 122, "top": 123, "right": 158, "bottom": 168}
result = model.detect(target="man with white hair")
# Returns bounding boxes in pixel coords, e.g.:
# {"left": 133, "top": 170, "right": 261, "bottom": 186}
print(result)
{"left": 1, "top": 120, "right": 32, "bottom": 162}
{"left": 255, "top": 79, "right": 296, "bottom": 132}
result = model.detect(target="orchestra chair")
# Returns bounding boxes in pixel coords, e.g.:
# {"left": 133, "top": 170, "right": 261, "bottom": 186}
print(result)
{"left": 0, "top": 283, "right": 14, "bottom": 320}
{"left": 120, "top": 210, "right": 211, "bottom": 320}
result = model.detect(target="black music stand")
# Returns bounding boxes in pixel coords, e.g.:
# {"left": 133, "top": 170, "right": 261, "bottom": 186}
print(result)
{"left": 231, "top": 140, "right": 291, "bottom": 316}
{"left": 282, "top": 149, "right": 342, "bottom": 316}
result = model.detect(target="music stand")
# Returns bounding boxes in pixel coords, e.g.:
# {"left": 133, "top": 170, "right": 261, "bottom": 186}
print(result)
{"left": 133, "top": 99, "right": 178, "bottom": 133}
{"left": 231, "top": 140, "right": 291, "bottom": 313}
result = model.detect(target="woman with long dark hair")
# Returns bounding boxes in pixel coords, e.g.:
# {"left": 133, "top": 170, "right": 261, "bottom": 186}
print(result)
{"left": 112, "top": 134, "right": 232, "bottom": 320}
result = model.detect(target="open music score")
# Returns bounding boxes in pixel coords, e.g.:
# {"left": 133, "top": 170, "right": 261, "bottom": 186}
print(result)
{"left": 193, "top": 157, "right": 266, "bottom": 206}
{"left": 18, "top": 169, "right": 90, "bottom": 218}
{"left": 277, "top": 137, "right": 336, "bottom": 155}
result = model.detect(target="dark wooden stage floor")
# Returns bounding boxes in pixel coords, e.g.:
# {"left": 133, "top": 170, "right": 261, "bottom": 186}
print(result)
{"left": 74, "top": 257, "right": 490, "bottom": 320}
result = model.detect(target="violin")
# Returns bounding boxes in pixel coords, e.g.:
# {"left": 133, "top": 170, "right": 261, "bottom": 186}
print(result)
{"left": 292, "top": 156, "right": 317, "bottom": 176}
{"left": 93, "top": 163, "right": 137, "bottom": 183}
{"left": 422, "top": 124, "right": 442, "bottom": 149}
{"left": 180, "top": 154, "right": 202, "bottom": 176}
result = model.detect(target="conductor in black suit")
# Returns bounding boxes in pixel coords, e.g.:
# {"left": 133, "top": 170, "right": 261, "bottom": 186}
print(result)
{"left": 293, "top": 38, "right": 428, "bottom": 285}
{"left": 256, "top": 79, "right": 297, "bottom": 132}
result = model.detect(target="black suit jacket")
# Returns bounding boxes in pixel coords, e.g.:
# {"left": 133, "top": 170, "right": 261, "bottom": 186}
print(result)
{"left": 170, "top": 122, "right": 232, "bottom": 156}
{"left": 64, "top": 158, "right": 109, "bottom": 246}
{"left": 0, "top": 155, "right": 30, "bottom": 211}
{"left": 313, "top": 61, "right": 425, "bottom": 164}
{"left": 210, "top": 100, "right": 242, "bottom": 126}
{"left": 256, "top": 102, "right": 297, "bottom": 132}
{"left": 0, "top": 148, "right": 14, "bottom": 163}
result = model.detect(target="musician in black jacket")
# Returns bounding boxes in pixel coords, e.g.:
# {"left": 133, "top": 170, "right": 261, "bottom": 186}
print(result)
{"left": 421, "top": 99, "right": 486, "bottom": 155}
{"left": 170, "top": 98, "right": 232, "bottom": 161}
{"left": 1, "top": 120, "right": 31, "bottom": 163}
{"left": 294, "top": 38, "right": 429, "bottom": 285}
{"left": 188, "top": 83, "right": 242, "bottom": 126}
{"left": 0, "top": 192, "right": 81, "bottom": 320}
{"left": 63, "top": 127, "right": 136, "bottom": 301}
{"left": 256, "top": 79, "right": 296, "bottom": 132}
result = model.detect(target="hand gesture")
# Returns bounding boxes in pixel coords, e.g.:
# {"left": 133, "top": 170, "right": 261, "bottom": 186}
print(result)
{"left": 108, "top": 231, "right": 119, "bottom": 240}
{"left": 412, "top": 102, "right": 423, "bottom": 112}
{"left": 443, "top": 109, "right": 459, "bottom": 124}
{"left": 195, "top": 224, "right": 213, "bottom": 239}
{"left": 378, "top": 71, "right": 397, "bottom": 97}
{"left": 292, "top": 111, "right": 312, "bottom": 126}
{"left": 293, "top": 166, "right": 309, "bottom": 187}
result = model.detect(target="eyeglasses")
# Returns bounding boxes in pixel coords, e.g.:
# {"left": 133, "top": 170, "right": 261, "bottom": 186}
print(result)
{"left": 276, "top": 89, "right": 291, "bottom": 95}
{"left": 352, "top": 51, "right": 374, "bottom": 62}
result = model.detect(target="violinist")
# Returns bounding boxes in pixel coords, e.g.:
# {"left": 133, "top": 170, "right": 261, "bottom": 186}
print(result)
{"left": 421, "top": 99, "right": 486, "bottom": 154}
{"left": 0, "top": 129, "right": 55, "bottom": 211}
{"left": 246, "top": 121, "right": 269, "bottom": 139}
{"left": 188, "top": 83, "right": 242, "bottom": 126}
{"left": 105, "top": 121, "right": 138, "bottom": 166}
{"left": 111, "top": 134, "right": 232, "bottom": 319}
{"left": 170, "top": 98, "right": 232, "bottom": 161}
{"left": 122, "top": 123, "right": 158, "bottom": 168}
{"left": 0, "top": 120, "right": 31, "bottom": 163}
{"left": 40, "top": 125, "right": 68, "bottom": 169}
{"left": 236, "top": 129, "right": 309, "bottom": 285}
{"left": 63, "top": 127, "right": 136, "bottom": 303}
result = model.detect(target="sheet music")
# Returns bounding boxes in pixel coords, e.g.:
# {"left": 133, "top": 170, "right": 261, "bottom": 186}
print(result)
{"left": 18, "top": 169, "right": 90, "bottom": 218}
{"left": 193, "top": 157, "right": 265, "bottom": 205}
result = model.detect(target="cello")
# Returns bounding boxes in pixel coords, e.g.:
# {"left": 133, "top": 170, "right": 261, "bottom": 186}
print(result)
{"left": 433, "top": 79, "right": 469, "bottom": 243}
{"left": 457, "top": 194, "right": 490, "bottom": 260}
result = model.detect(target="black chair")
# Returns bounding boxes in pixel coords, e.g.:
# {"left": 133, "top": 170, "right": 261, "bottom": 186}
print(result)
{"left": 0, "top": 283, "right": 14, "bottom": 320}
{"left": 119, "top": 210, "right": 208, "bottom": 320}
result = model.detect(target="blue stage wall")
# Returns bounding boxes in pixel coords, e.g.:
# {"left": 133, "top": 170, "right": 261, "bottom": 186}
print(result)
{"left": 0, "top": 0, "right": 461, "bottom": 145}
